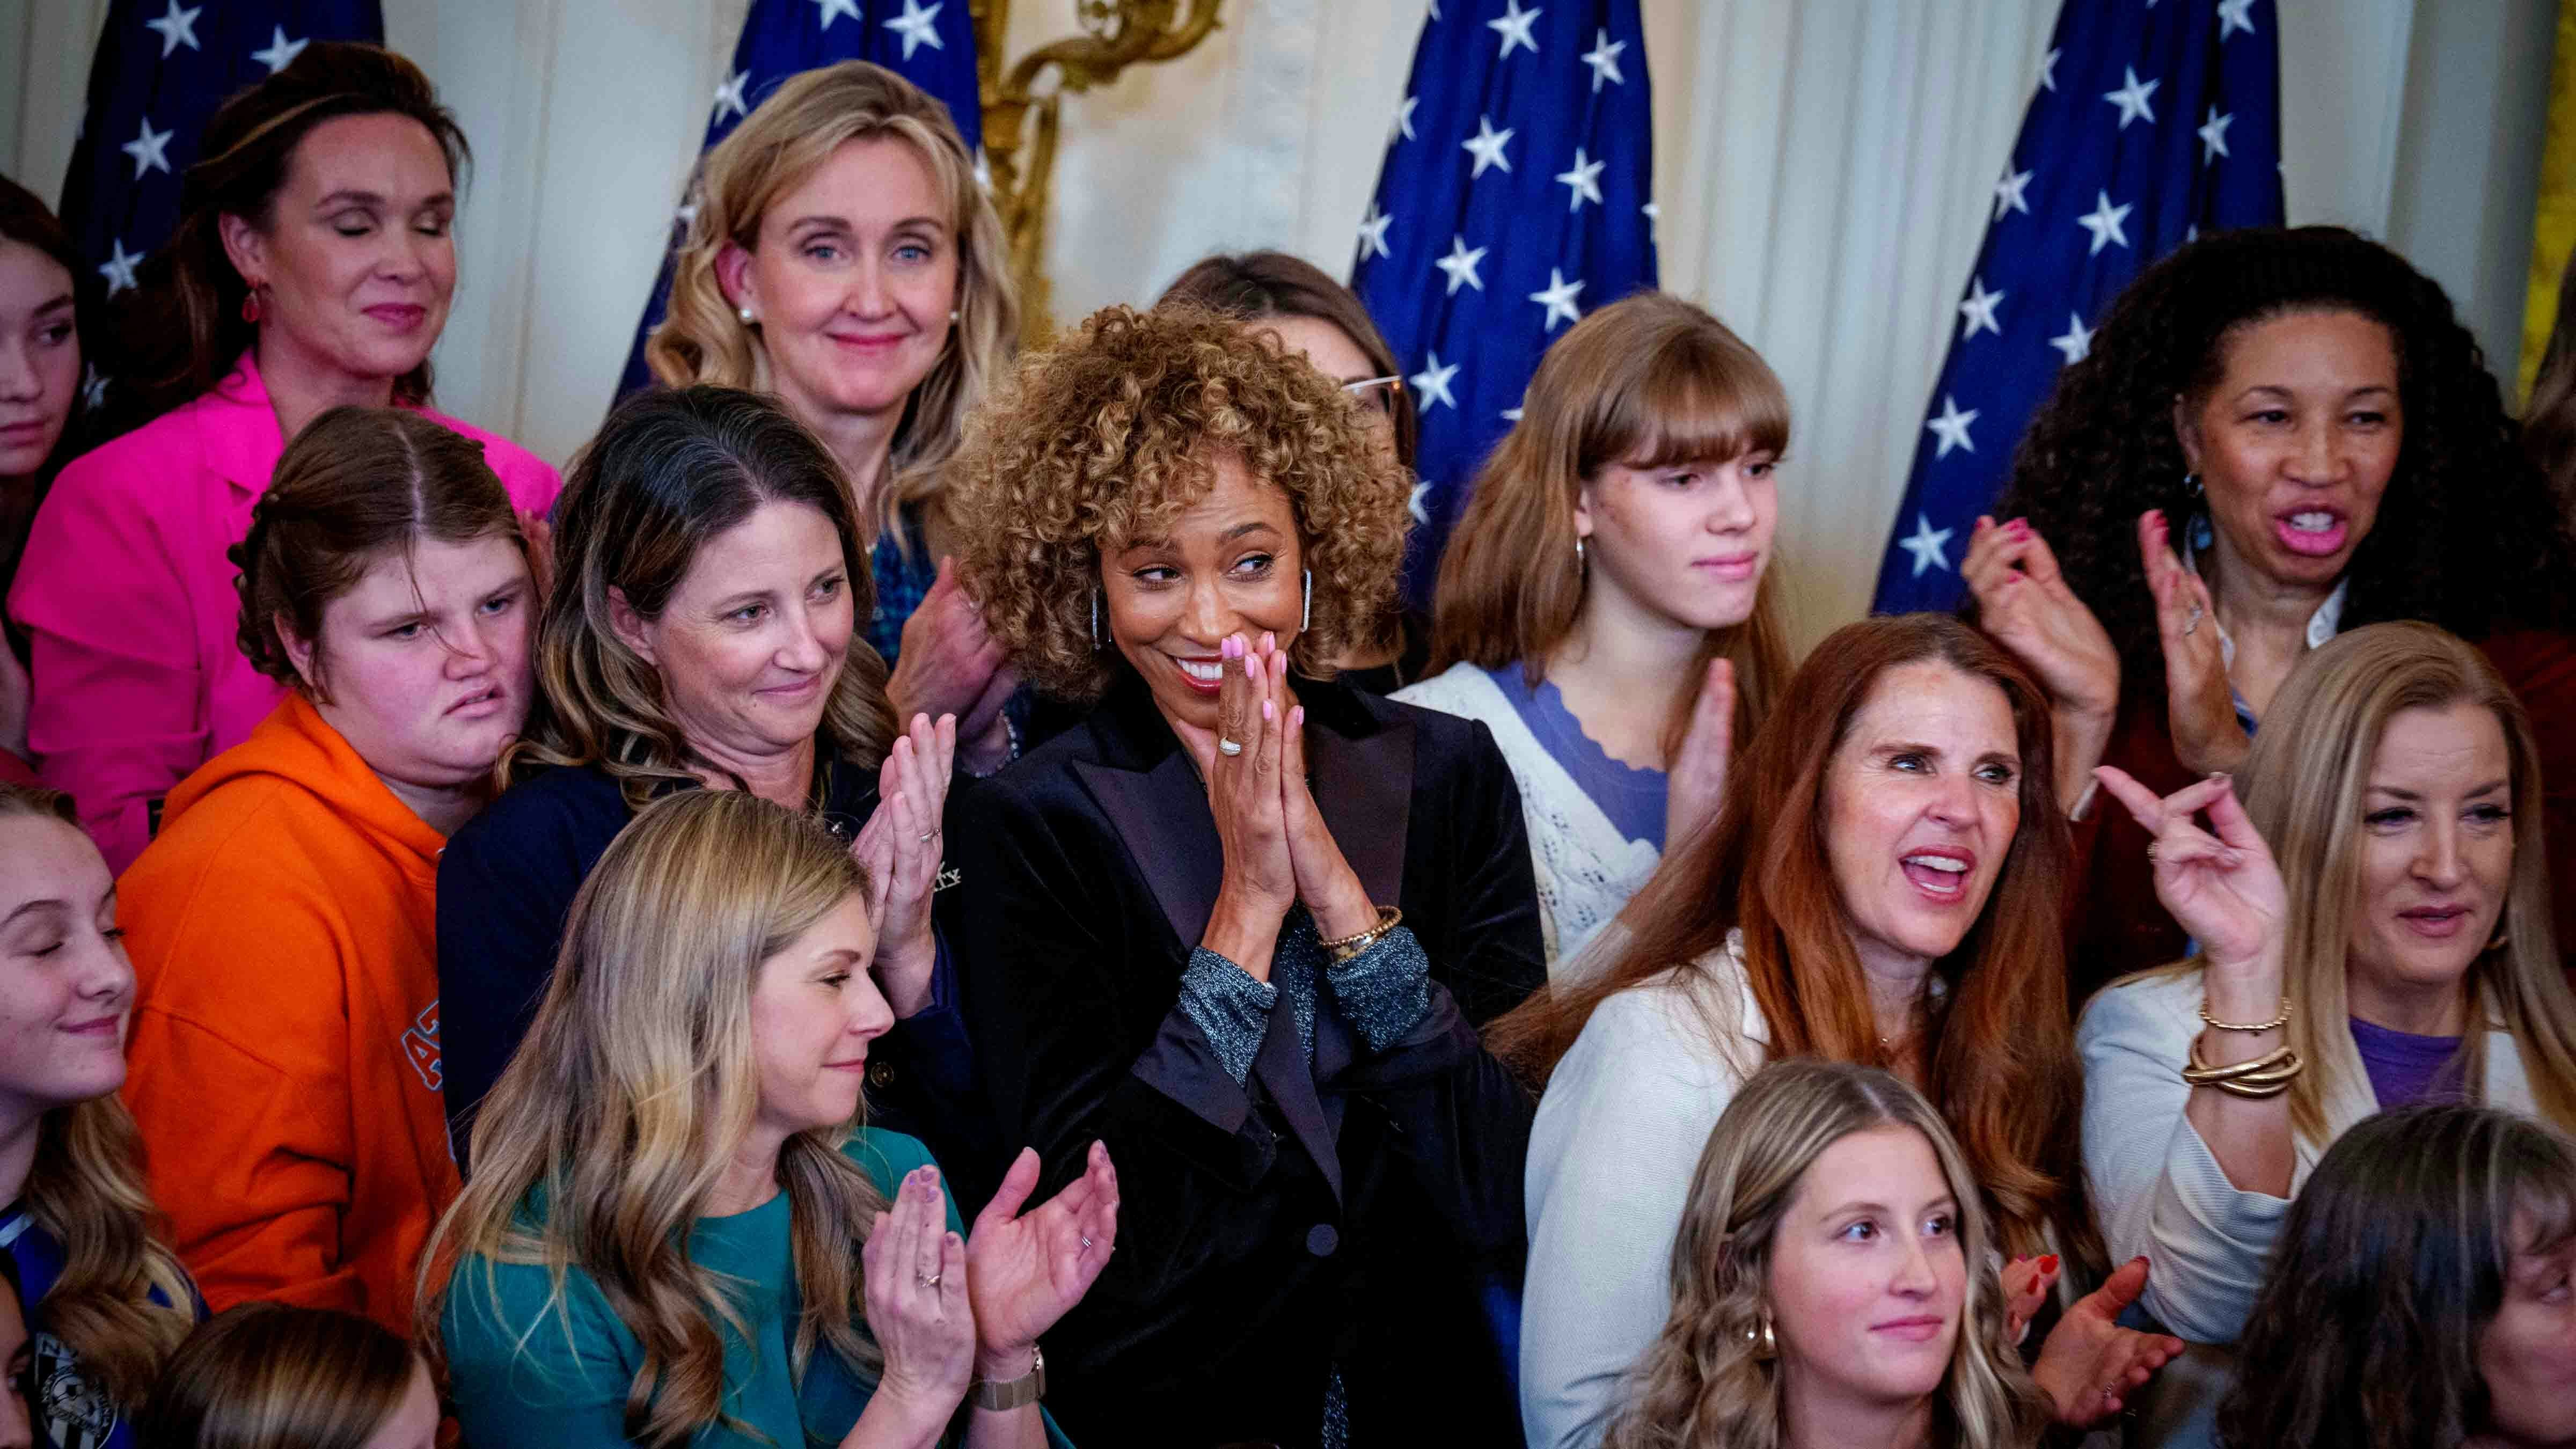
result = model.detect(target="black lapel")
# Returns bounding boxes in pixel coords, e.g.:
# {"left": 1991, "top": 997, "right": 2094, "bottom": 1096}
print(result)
{"left": 1070, "top": 750, "right": 1223, "bottom": 953}
{"left": 1307, "top": 705, "right": 1415, "bottom": 910}
{"left": 1249, "top": 990, "right": 1345, "bottom": 1204}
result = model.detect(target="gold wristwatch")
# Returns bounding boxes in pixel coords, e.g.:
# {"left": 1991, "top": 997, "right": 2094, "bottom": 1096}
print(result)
{"left": 972, "top": 1344, "right": 1046, "bottom": 1410}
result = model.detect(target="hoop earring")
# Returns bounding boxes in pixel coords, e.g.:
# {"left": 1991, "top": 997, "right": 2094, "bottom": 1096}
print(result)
{"left": 2487, "top": 919, "right": 2511, "bottom": 954}
{"left": 1301, "top": 569, "right": 1312, "bottom": 633}
{"left": 1574, "top": 535, "right": 1587, "bottom": 569}
{"left": 1091, "top": 588, "right": 1104, "bottom": 651}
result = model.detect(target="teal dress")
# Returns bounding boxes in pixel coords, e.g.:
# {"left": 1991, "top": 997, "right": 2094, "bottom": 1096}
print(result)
{"left": 441, "top": 1129, "right": 1071, "bottom": 1447}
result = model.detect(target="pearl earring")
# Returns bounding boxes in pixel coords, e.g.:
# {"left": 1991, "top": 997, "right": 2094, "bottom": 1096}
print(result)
{"left": 738, "top": 305, "right": 757, "bottom": 325}
{"left": 949, "top": 308, "right": 961, "bottom": 324}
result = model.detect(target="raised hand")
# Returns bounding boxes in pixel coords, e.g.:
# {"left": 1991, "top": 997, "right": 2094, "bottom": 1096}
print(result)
{"left": 2138, "top": 509, "right": 2246, "bottom": 777}
{"left": 889, "top": 558, "right": 1013, "bottom": 767}
{"left": 2092, "top": 766, "right": 2287, "bottom": 974}
{"left": 517, "top": 510, "right": 558, "bottom": 601}
{"left": 854, "top": 712, "right": 957, "bottom": 1017}
{"left": 860, "top": 1165, "right": 976, "bottom": 1428}
{"left": 1664, "top": 657, "right": 1735, "bottom": 850}
{"left": 2029, "top": 1257, "right": 2185, "bottom": 1426}
{"left": 1203, "top": 633, "right": 1297, "bottom": 976}
{"left": 1263, "top": 636, "right": 1378, "bottom": 943}
{"left": 965, "top": 1142, "right": 1119, "bottom": 1377}
{"left": 1963, "top": 515, "right": 2121, "bottom": 809}
{"left": 2001, "top": 1253, "right": 2058, "bottom": 1345}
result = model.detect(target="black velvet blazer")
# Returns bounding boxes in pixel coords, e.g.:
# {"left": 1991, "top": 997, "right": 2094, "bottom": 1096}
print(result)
{"left": 950, "top": 674, "right": 1545, "bottom": 1446}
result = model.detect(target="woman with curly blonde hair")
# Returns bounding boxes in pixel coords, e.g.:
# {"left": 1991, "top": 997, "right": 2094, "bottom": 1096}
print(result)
{"left": 0, "top": 784, "right": 198, "bottom": 1449}
{"left": 1605, "top": 1060, "right": 2053, "bottom": 1449}
{"left": 945, "top": 304, "right": 1546, "bottom": 1444}
{"left": 647, "top": 60, "right": 1023, "bottom": 773}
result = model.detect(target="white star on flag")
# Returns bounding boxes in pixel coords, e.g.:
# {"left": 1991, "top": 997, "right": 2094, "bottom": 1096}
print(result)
{"left": 1555, "top": 149, "right": 1605, "bottom": 212}
{"left": 1408, "top": 479, "right": 1433, "bottom": 524}
{"left": 1502, "top": 406, "right": 1525, "bottom": 422}
{"left": 2076, "top": 189, "right": 2133, "bottom": 255}
{"left": 2050, "top": 312, "right": 2096, "bottom": 366}
{"left": 144, "top": 0, "right": 202, "bottom": 58}
{"left": 2039, "top": 47, "right": 2060, "bottom": 92}
{"left": 1926, "top": 394, "right": 1978, "bottom": 458}
{"left": 811, "top": 0, "right": 863, "bottom": 30}
{"left": 1488, "top": 0, "right": 1542, "bottom": 60}
{"left": 1898, "top": 513, "right": 1956, "bottom": 576}
{"left": 884, "top": 0, "right": 945, "bottom": 59}
{"left": 122, "top": 118, "right": 174, "bottom": 180}
{"left": 2198, "top": 107, "right": 2234, "bottom": 163}
{"left": 2218, "top": 0, "right": 2258, "bottom": 40}
{"left": 1409, "top": 352, "right": 1460, "bottom": 412}
{"left": 1433, "top": 235, "right": 1487, "bottom": 294}
{"left": 1993, "top": 167, "right": 2033, "bottom": 222}
{"left": 2103, "top": 66, "right": 2160, "bottom": 129}
{"left": 250, "top": 25, "right": 310, "bottom": 74}
{"left": 1394, "top": 96, "right": 1418, "bottom": 143}
{"left": 713, "top": 71, "right": 751, "bottom": 124}
{"left": 1461, "top": 115, "right": 1514, "bottom": 178}
{"left": 1958, "top": 276, "right": 2006, "bottom": 339}
{"left": 1581, "top": 30, "right": 1626, "bottom": 92}
{"left": 98, "top": 238, "right": 143, "bottom": 295}
{"left": 1529, "top": 269, "right": 1585, "bottom": 331}
{"left": 1357, "top": 203, "right": 1394, "bottom": 262}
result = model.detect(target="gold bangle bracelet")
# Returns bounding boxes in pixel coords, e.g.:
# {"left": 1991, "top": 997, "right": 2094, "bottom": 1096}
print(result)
{"left": 2197, "top": 997, "right": 2294, "bottom": 1033}
{"left": 1319, "top": 905, "right": 1403, "bottom": 959}
{"left": 2209, "top": 1072, "right": 2297, "bottom": 1100}
{"left": 2181, "top": 1043, "right": 2303, "bottom": 1089}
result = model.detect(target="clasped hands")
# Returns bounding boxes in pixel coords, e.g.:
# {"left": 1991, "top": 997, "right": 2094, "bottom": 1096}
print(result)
{"left": 854, "top": 712, "right": 956, "bottom": 1019}
{"left": 1201, "top": 632, "right": 1378, "bottom": 975}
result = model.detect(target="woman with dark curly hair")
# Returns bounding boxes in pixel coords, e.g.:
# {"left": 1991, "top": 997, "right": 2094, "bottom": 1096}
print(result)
{"left": 945, "top": 304, "right": 1545, "bottom": 1444}
{"left": 1963, "top": 226, "right": 2576, "bottom": 998}
{"left": 2215, "top": 1102, "right": 2576, "bottom": 1449}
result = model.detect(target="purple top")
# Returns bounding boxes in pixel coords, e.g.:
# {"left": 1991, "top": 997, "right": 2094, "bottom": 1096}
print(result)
{"left": 2350, "top": 1015, "right": 2467, "bottom": 1109}
{"left": 1480, "top": 664, "right": 1668, "bottom": 850}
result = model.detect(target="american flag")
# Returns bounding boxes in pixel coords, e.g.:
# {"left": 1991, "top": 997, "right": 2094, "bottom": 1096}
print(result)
{"left": 1352, "top": 0, "right": 1657, "bottom": 605}
{"left": 612, "top": 0, "right": 982, "bottom": 399}
{"left": 1871, "top": 0, "right": 2282, "bottom": 614}
{"left": 58, "top": 0, "right": 384, "bottom": 408}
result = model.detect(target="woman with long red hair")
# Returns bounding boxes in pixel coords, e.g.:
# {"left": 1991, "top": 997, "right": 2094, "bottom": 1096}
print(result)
{"left": 1503, "top": 614, "right": 2177, "bottom": 1447}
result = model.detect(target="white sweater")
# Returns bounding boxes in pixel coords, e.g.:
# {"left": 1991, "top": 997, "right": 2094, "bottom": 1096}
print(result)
{"left": 1395, "top": 663, "right": 1662, "bottom": 971}
{"left": 1519, "top": 932, "right": 1767, "bottom": 1449}
{"left": 2077, "top": 969, "right": 2541, "bottom": 1447}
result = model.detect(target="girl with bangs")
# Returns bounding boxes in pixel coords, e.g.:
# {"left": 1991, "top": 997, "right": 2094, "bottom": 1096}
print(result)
{"left": 1400, "top": 293, "right": 1792, "bottom": 969}
{"left": 1502, "top": 615, "right": 2178, "bottom": 1448}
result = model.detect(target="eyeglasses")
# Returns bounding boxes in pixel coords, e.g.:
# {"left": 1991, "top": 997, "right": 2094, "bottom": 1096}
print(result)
{"left": 1342, "top": 375, "right": 1403, "bottom": 416}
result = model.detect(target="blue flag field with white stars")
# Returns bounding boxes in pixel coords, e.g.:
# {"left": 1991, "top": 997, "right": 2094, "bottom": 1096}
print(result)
{"left": 613, "top": 0, "right": 982, "bottom": 400}
{"left": 1872, "top": 0, "right": 2282, "bottom": 614}
{"left": 1353, "top": 0, "right": 1658, "bottom": 605}
{"left": 59, "top": 0, "right": 385, "bottom": 414}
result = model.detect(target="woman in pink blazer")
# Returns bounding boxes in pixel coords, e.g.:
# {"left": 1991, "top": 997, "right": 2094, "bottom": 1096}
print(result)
{"left": 11, "top": 45, "right": 558, "bottom": 869}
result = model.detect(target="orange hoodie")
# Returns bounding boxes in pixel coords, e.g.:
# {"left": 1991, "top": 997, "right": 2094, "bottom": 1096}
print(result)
{"left": 118, "top": 692, "right": 460, "bottom": 1337}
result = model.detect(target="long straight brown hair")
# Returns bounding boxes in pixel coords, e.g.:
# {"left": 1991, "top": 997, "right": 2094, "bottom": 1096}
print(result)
{"left": 1489, "top": 614, "right": 2091, "bottom": 1261}
{"left": 1427, "top": 291, "right": 1793, "bottom": 757}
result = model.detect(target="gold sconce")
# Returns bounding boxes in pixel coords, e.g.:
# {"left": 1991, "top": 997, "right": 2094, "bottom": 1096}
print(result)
{"left": 971, "top": 0, "right": 1225, "bottom": 347}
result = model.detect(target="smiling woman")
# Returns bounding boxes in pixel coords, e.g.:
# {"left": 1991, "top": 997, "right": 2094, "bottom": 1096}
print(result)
{"left": 112, "top": 407, "right": 537, "bottom": 1338}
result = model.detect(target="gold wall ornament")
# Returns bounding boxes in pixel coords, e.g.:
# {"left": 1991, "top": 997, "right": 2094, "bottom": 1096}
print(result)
{"left": 972, "top": 0, "right": 1225, "bottom": 347}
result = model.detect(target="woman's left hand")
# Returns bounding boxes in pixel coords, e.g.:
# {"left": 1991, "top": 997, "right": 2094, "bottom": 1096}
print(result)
{"left": 2139, "top": 509, "right": 2248, "bottom": 777}
{"left": 1260, "top": 636, "right": 1378, "bottom": 942}
{"left": 2029, "top": 1256, "right": 2185, "bottom": 1427}
{"left": 965, "top": 1141, "right": 1119, "bottom": 1378}
{"left": 856, "top": 712, "right": 957, "bottom": 1017}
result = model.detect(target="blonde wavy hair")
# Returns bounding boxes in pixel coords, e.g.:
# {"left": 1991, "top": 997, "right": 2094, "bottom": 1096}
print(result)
{"left": 948, "top": 303, "right": 1410, "bottom": 701}
{"left": 643, "top": 60, "right": 1016, "bottom": 544}
{"left": 2165, "top": 621, "right": 2576, "bottom": 1144}
{"left": 0, "top": 784, "right": 194, "bottom": 1409}
{"left": 417, "top": 789, "right": 890, "bottom": 1447}
{"left": 1604, "top": 1059, "right": 2048, "bottom": 1449}
{"left": 1429, "top": 291, "right": 1794, "bottom": 758}
{"left": 501, "top": 386, "right": 895, "bottom": 803}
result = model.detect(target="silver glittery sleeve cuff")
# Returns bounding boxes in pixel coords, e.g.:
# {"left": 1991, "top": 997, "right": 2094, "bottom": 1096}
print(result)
{"left": 1179, "top": 946, "right": 1278, "bottom": 1085}
{"left": 1322, "top": 925, "right": 1431, "bottom": 1054}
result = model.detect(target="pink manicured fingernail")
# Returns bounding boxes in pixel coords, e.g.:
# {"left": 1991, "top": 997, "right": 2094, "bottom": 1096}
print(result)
{"left": 1291, "top": 706, "right": 1305, "bottom": 728}
{"left": 1262, "top": 700, "right": 1274, "bottom": 721}
{"left": 1262, "top": 631, "right": 1276, "bottom": 653}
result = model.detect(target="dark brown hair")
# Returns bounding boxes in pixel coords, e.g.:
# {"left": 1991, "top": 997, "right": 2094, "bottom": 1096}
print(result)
{"left": 1155, "top": 251, "right": 1420, "bottom": 474}
{"left": 115, "top": 43, "right": 470, "bottom": 425}
{"left": 2218, "top": 1103, "right": 2576, "bottom": 1448}
{"left": 0, "top": 173, "right": 93, "bottom": 493}
{"left": 506, "top": 385, "right": 894, "bottom": 803}
{"left": 230, "top": 406, "right": 524, "bottom": 699}
{"left": 1487, "top": 613, "right": 2090, "bottom": 1261}
{"left": 140, "top": 1304, "right": 417, "bottom": 1449}
{"left": 1427, "top": 291, "right": 1792, "bottom": 757}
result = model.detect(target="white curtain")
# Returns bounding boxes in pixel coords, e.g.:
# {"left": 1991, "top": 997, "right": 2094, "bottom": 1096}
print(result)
{"left": 6, "top": 0, "right": 2548, "bottom": 649}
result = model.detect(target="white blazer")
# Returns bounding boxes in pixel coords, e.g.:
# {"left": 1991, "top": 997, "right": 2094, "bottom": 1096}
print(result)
{"left": 2078, "top": 968, "right": 2541, "bottom": 1446}
{"left": 1396, "top": 662, "right": 1662, "bottom": 971}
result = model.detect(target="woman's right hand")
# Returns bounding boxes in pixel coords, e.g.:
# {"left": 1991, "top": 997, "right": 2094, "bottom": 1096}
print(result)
{"left": 1204, "top": 633, "right": 1297, "bottom": 975}
{"left": 1663, "top": 657, "right": 1734, "bottom": 849}
{"left": 2139, "top": 509, "right": 2248, "bottom": 778}
{"left": 1962, "top": 515, "right": 2120, "bottom": 809}
{"left": 2092, "top": 766, "right": 2287, "bottom": 976}
{"left": 858, "top": 1165, "right": 976, "bottom": 1437}
{"left": 889, "top": 558, "right": 1010, "bottom": 729}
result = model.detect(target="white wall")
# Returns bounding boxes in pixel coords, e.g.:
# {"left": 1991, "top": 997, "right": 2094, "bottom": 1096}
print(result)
{"left": 5, "top": 0, "right": 2556, "bottom": 646}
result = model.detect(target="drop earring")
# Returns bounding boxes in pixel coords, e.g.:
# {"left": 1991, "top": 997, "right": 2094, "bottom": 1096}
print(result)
{"left": 241, "top": 283, "right": 265, "bottom": 324}
{"left": 1746, "top": 1312, "right": 1777, "bottom": 1362}
{"left": 1090, "top": 588, "right": 1103, "bottom": 650}
{"left": 1301, "top": 569, "right": 1312, "bottom": 633}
